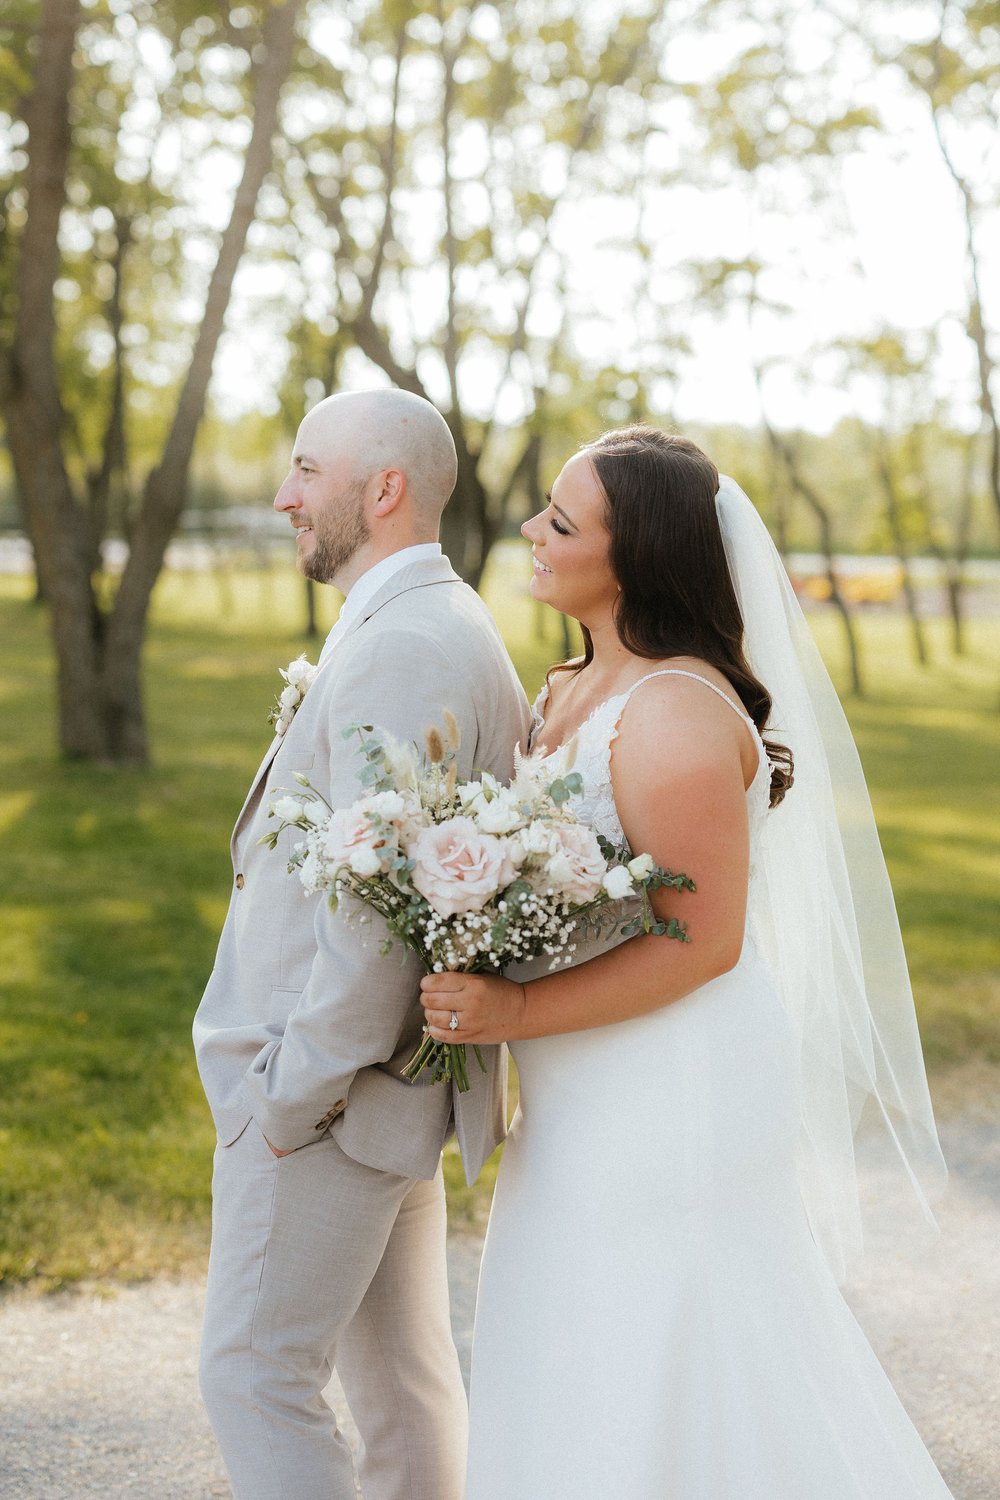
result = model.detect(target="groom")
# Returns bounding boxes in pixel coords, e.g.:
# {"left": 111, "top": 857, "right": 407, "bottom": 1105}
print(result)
{"left": 193, "top": 388, "right": 531, "bottom": 1499}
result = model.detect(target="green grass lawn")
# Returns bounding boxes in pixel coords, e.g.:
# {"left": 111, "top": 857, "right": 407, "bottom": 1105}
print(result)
{"left": 1, "top": 549, "right": 998, "bottom": 1285}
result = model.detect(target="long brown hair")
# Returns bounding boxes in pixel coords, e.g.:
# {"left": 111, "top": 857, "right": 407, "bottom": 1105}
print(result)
{"left": 554, "top": 425, "right": 793, "bottom": 807}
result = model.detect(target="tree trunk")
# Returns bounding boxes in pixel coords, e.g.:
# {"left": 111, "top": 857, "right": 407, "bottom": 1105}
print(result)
{"left": 944, "top": 430, "right": 978, "bottom": 656}
{"left": 762, "top": 420, "right": 865, "bottom": 697}
{"left": 927, "top": 94, "right": 1000, "bottom": 534}
{"left": 875, "top": 438, "right": 929, "bottom": 667}
{"left": 947, "top": 429, "right": 977, "bottom": 651}
{"left": 0, "top": 0, "right": 109, "bottom": 756}
{"left": 2, "top": 0, "right": 302, "bottom": 762}
{"left": 99, "top": 0, "right": 300, "bottom": 762}
{"left": 909, "top": 424, "right": 975, "bottom": 659}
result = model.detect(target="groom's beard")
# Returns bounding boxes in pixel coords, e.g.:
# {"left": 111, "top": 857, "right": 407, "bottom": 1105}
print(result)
{"left": 303, "top": 481, "right": 370, "bottom": 583}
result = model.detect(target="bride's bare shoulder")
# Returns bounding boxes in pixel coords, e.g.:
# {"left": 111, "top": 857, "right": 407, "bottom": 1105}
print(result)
{"left": 629, "top": 657, "right": 744, "bottom": 712}
{"left": 614, "top": 657, "right": 751, "bottom": 769}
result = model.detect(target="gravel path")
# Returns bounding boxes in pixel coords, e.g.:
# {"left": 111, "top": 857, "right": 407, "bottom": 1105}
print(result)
{"left": 1, "top": 1111, "right": 996, "bottom": 1499}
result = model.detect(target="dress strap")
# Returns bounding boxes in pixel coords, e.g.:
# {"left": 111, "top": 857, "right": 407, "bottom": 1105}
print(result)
{"left": 621, "top": 670, "right": 768, "bottom": 790}
{"left": 622, "top": 668, "right": 755, "bottom": 728}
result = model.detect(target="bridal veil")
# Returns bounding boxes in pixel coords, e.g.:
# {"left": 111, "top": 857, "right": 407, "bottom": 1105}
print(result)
{"left": 715, "top": 475, "right": 947, "bottom": 1282}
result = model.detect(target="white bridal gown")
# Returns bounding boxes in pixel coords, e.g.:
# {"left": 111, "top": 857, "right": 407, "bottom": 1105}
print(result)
{"left": 465, "top": 670, "right": 953, "bottom": 1500}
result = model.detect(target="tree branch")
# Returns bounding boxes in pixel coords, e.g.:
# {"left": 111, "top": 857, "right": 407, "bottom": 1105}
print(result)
{"left": 6, "top": 0, "right": 80, "bottom": 439}
{"left": 359, "top": 23, "right": 406, "bottom": 323}
{"left": 111, "top": 0, "right": 302, "bottom": 639}
{"left": 926, "top": 77, "right": 1000, "bottom": 530}
{"left": 436, "top": 2, "right": 463, "bottom": 431}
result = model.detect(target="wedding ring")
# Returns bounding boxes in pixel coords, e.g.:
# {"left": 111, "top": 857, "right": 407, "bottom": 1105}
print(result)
{"left": 449, "top": 1011, "right": 459, "bottom": 1032}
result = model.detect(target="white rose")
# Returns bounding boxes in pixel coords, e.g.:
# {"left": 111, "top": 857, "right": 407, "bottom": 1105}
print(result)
{"left": 348, "top": 844, "right": 383, "bottom": 878}
{"left": 544, "top": 823, "right": 607, "bottom": 902}
{"left": 474, "top": 789, "right": 526, "bottom": 835}
{"left": 602, "top": 865, "right": 635, "bottom": 900}
{"left": 360, "top": 790, "right": 409, "bottom": 823}
{"left": 518, "top": 820, "right": 555, "bottom": 856}
{"left": 271, "top": 795, "right": 305, "bottom": 823}
{"left": 506, "top": 836, "right": 529, "bottom": 868}
{"left": 278, "top": 683, "right": 299, "bottom": 712}
{"left": 627, "top": 852, "right": 655, "bottom": 880}
{"left": 283, "top": 657, "right": 314, "bottom": 687}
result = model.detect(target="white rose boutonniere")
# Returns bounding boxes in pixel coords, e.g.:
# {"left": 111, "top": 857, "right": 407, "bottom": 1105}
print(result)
{"left": 269, "top": 655, "right": 318, "bottom": 736}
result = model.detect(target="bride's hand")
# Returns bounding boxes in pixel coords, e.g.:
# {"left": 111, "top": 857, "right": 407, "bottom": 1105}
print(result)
{"left": 420, "top": 972, "right": 527, "bottom": 1044}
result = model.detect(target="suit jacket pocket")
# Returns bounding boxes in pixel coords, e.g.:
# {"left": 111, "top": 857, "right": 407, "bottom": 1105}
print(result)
{"left": 278, "top": 752, "right": 315, "bottom": 777}
{"left": 269, "top": 986, "right": 302, "bottom": 1024}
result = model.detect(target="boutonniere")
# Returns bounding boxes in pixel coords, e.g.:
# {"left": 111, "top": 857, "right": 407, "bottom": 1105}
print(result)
{"left": 269, "top": 655, "right": 318, "bottom": 736}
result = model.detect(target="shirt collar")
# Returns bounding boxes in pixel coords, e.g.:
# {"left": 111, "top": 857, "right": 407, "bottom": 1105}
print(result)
{"left": 338, "top": 542, "right": 443, "bottom": 626}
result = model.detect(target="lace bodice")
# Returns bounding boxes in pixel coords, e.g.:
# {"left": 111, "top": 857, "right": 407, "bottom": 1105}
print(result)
{"left": 528, "top": 669, "right": 771, "bottom": 858}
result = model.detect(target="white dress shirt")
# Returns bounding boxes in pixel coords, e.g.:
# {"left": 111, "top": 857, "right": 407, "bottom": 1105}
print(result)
{"left": 318, "top": 544, "right": 443, "bottom": 664}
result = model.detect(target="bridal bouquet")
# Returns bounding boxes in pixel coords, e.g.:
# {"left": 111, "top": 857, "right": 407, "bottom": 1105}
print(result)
{"left": 262, "top": 714, "right": 695, "bottom": 1091}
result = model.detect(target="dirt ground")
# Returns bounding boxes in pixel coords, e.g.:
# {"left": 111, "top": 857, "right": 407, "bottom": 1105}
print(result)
{"left": 0, "top": 1092, "right": 996, "bottom": 1499}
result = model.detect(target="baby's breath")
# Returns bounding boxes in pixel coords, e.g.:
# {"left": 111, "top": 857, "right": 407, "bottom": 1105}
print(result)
{"left": 263, "top": 718, "right": 696, "bottom": 1091}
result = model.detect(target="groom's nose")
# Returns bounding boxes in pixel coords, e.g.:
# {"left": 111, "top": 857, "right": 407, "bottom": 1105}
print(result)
{"left": 274, "top": 471, "right": 299, "bottom": 513}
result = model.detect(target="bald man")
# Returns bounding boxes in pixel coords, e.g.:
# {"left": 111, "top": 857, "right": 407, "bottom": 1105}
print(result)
{"left": 193, "top": 389, "right": 531, "bottom": 1499}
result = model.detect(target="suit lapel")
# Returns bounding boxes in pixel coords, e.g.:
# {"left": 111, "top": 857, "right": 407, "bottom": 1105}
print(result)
{"left": 335, "top": 553, "right": 460, "bottom": 641}
{"left": 230, "top": 554, "right": 462, "bottom": 857}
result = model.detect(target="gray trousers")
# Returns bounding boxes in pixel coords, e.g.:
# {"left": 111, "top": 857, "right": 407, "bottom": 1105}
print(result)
{"left": 199, "top": 1119, "right": 467, "bottom": 1500}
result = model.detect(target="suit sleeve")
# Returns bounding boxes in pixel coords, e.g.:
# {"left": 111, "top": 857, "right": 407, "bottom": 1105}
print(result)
{"left": 241, "top": 626, "right": 481, "bottom": 1150}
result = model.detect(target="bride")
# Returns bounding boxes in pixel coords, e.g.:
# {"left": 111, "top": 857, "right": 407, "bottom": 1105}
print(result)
{"left": 420, "top": 427, "right": 953, "bottom": 1498}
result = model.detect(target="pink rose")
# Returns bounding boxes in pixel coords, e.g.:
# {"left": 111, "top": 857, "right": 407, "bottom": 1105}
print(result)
{"left": 544, "top": 822, "right": 607, "bottom": 902}
{"left": 410, "top": 816, "right": 514, "bottom": 917}
{"left": 322, "top": 806, "right": 396, "bottom": 877}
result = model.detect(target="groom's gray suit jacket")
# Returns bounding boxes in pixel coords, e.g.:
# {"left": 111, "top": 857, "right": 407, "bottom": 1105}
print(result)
{"left": 193, "top": 554, "right": 532, "bottom": 1184}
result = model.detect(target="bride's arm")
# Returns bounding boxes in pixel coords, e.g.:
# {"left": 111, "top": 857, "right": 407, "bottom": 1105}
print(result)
{"left": 421, "top": 677, "right": 753, "bottom": 1042}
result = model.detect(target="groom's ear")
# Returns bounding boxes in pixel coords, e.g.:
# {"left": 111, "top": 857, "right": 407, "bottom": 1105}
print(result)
{"left": 372, "top": 467, "right": 406, "bottom": 516}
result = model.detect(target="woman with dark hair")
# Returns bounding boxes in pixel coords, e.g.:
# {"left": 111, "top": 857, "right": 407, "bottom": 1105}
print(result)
{"left": 421, "top": 427, "right": 951, "bottom": 1498}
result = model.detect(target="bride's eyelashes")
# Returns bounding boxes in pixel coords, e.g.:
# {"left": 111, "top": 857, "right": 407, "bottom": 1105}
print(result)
{"left": 542, "top": 490, "right": 571, "bottom": 536}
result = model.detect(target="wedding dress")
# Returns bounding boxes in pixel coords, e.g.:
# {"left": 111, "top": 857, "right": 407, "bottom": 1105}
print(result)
{"left": 464, "top": 669, "right": 953, "bottom": 1500}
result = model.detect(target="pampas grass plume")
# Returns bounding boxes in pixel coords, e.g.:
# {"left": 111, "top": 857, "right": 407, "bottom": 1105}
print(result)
{"left": 425, "top": 725, "right": 446, "bottom": 764}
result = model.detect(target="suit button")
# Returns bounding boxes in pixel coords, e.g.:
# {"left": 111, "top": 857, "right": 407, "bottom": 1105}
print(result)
{"left": 332, "top": 1099, "right": 346, "bottom": 1113}
{"left": 235, "top": 873, "right": 245, "bottom": 889}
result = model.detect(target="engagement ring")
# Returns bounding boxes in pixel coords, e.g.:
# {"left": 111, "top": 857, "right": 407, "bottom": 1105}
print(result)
{"left": 449, "top": 1011, "right": 459, "bottom": 1031}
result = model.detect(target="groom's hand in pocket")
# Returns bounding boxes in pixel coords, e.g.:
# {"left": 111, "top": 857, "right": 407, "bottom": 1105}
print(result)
{"left": 420, "top": 972, "right": 527, "bottom": 1044}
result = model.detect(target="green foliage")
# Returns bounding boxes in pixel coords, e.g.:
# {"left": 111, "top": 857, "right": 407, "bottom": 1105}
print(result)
{"left": 0, "top": 1, "right": 282, "bottom": 505}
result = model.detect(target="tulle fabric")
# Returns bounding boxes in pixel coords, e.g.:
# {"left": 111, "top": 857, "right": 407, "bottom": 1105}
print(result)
{"left": 715, "top": 476, "right": 946, "bottom": 1281}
